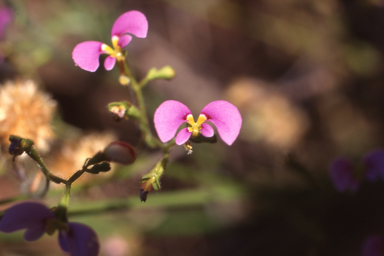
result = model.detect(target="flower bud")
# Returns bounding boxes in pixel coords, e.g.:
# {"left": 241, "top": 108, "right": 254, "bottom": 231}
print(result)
{"left": 119, "top": 75, "right": 130, "bottom": 86}
{"left": 103, "top": 141, "right": 136, "bottom": 165}
{"left": 8, "top": 135, "right": 34, "bottom": 159}
{"left": 107, "top": 101, "right": 141, "bottom": 121}
{"left": 146, "top": 65, "right": 176, "bottom": 81}
{"left": 139, "top": 155, "right": 168, "bottom": 202}
{"left": 8, "top": 136, "right": 25, "bottom": 156}
{"left": 87, "top": 162, "right": 111, "bottom": 174}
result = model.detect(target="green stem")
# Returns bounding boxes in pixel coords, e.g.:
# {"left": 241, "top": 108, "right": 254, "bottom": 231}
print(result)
{"left": 56, "top": 184, "right": 71, "bottom": 222}
{"left": 25, "top": 145, "right": 67, "bottom": 184}
{"left": 0, "top": 195, "right": 28, "bottom": 205}
{"left": 122, "top": 60, "right": 163, "bottom": 149}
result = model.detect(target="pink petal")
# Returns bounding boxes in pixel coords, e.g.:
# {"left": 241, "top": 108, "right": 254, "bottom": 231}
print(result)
{"left": 0, "top": 202, "right": 54, "bottom": 233}
{"left": 329, "top": 158, "right": 358, "bottom": 192}
{"left": 111, "top": 11, "right": 148, "bottom": 47}
{"left": 175, "top": 128, "right": 192, "bottom": 145}
{"left": 117, "top": 34, "right": 132, "bottom": 48}
{"left": 104, "top": 56, "right": 116, "bottom": 71}
{"left": 200, "top": 100, "right": 242, "bottom": 145}
{"left": 200, "top": 123, "right": 214, "bottom": 137}
{"left": 154, "top": 100, "right": 191, "bottom": 143}
{"left": 72, "top": 41, "right": 103, "bottom": 72}
{"left": 59, "top": 222, "right": 99, "bottom": 256}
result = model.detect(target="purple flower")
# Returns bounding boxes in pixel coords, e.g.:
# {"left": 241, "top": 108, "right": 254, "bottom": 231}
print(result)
{"left": 59, "top": 223, "right": 99, "bottom": 256}
{"left": 0, "top": 202, "right": 55, "bottom": 241}
{"left": 364, "top": 150, "right": 384, "bottom": 181}
{"left": 330, "top": 158, "right": 359, "bottom": 192}
{"left": 363, "top": 235, "right": 384, "bottom": 256}
{"left": 0, "top": 202, "right": 99, "bottom": 256}
{"left": 154, "top": 100, "right": 242, "bottom": 146}
{"left": 330, "top": 149, "right": 384, "bottom": 192}
{"left": 72, "top": 10, "right": 148, "bottom": 72}
{"left": 0, "top": 6, "right": 13, "bottom": 40}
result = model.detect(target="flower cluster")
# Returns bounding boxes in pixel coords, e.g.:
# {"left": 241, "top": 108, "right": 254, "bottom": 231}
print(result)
{"left": 0, "top": 8, "right": 243, "bottom": 256}
{"left": 330, "top": 150, "right": 384, "bottom": 192}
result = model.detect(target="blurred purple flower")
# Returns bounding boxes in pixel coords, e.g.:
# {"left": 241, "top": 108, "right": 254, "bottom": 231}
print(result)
{"left": 0, "top": 202, "right": 99, "bottom": 256}
{"left": 330, "top": 149, "right": 384, "bottom": 192}
{"left": 72, "top": 10, "right": 148, "bottom": 72}
{"left": 59, "top": 222, "right": 99, "bottom": 256}
{"left": 364, "top": 150, "right": 384, "bottom": 181}
{"left": 0, "top": 6, "right": 13, "bottom": 40}
{"left": 330, "top": 158, "right": 359, "bottom": 192}
{"left": 363, "top": 235, "right": 384, "bottom": 256}
{"left": 154, "top": 100, "right": 242, "bottom": 145}
{"left": 0, "top": 201, "right": 55, "bottom": 241}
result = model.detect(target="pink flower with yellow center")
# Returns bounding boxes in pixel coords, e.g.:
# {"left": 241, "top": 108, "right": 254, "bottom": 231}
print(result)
{"left": 72, "top": 10, "right": 148, "bottom": 72}
{"left": 154, "top": 100, "right": 242, "bottom": 146}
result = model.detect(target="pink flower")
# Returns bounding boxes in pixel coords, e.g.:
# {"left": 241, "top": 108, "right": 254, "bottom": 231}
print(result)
{"left": 154, "top": 100, "right": 242, "bottom": 146}
{"left": 0, "top": 202, "right": 99, "bottom": 256}
{"left": 72, "top": 11, "right": 148, "bottom": 72}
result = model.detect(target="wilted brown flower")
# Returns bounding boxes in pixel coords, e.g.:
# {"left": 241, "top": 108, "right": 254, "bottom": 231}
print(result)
{"left": 0, "top": 80, "right": 56, "bottom": 153}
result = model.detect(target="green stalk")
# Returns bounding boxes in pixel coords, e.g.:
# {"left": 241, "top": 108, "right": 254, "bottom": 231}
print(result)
{"left": 122, "top": 60, "right": 163, "bottom": 149}
{"left": 25, "top": 145, "right": 67, "bottom": 184}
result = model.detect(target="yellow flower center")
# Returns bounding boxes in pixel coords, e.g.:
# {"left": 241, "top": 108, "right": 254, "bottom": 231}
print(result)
{"left": 101, "top": 36, "right": 125, "bottom": 61}
{"left": 187, "top": 114, "right": 207, "bottom": 137}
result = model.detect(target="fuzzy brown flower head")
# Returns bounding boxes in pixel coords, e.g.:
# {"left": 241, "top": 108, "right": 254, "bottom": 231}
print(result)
{"left": 0, "top": 80, "right": 56, "bottom": 153}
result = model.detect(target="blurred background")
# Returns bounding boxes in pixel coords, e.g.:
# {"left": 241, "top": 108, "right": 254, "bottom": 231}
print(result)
{"left": 1, "top": 0, "right": 384, "bottom": 255}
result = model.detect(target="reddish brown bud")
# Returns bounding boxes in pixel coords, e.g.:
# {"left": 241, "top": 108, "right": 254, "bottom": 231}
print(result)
{"left": 103, "top": 141, "right": 136, "bottom": 165}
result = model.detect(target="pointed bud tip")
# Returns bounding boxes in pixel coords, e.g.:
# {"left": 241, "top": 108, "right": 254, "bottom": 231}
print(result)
{"left": 146, "top": 65, "right": 176, "bottom": 81}
{"left": 140, "top": 188, "right": 148, "bottom": 202}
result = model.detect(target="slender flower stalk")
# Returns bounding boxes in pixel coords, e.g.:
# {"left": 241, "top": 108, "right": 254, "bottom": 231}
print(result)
{"left": 122, "top": 61, "right": 162, "bottom": 148}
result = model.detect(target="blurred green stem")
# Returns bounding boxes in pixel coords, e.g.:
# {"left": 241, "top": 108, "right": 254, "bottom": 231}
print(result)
{"left": 122, "top": 60, "right": 168, "bottom": 150}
